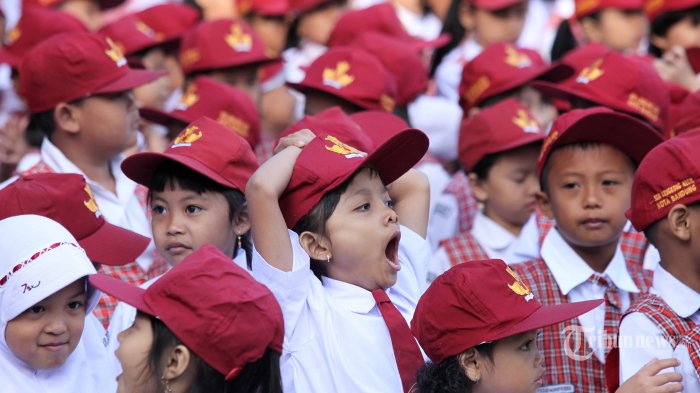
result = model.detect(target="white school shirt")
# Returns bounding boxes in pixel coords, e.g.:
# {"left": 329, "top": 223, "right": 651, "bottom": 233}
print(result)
{"left": 394, "top": 3, "right": 442, "bottom": 41}
{"left": 251, "top": 225, "right": 431, "bottom": 393}
{"left": 416, "top": 161, "right": 458, "bottom": 251}
{"left": 282, "top": 40, "right": 327, "bottom": 84}
{"left": 38, "top": 138, "right": 155, "bottom": 271}
{"left": 673, "top": 344, "right": 700, "bottom": 393}
{"left": 540, "top": 228, "right": 640, "bottom": 362}
{"left": 434, "top": 38, "right": 482, "bottom": 102}
{"left": 618, "top": 264, "right": 700, "bottom": 383}
{"left": 408, "top": 95, "right": 462, "bottom": 161}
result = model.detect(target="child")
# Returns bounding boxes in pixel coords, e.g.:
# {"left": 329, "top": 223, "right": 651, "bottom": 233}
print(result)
{"left": 0, "top": 214, "right": 105, "bottom": 391}
{"left": 25, "top": 0, "right": 123, "bottom": 31}
{"left": 511, "top": 107, "right": 664, "bottom": 393}
{"left": 90, "top": 245, "right": 284, "bottom": 393}
{"left": 17, "top": 32, "right": 169, "bottom": 323}
{"left": 429, "top": 99, "right": 544, "bottom": 279}
{"left": 608, "top": 131, "right": 700, "bottom": 386}
{"left": 412, "top": 259, "right": 683, "bottom": 393}
{"left": 246, "top": 124, "right": 431, "bottom": 392}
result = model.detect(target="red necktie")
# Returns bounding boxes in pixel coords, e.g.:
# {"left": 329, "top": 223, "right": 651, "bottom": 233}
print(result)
{"left": 372, "top": 289, "right": 424, "bottom": 393}
{"left": 588, "top": 273, "right": 622, "bottom": 356}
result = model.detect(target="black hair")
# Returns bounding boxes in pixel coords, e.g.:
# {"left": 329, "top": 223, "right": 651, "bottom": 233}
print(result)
{"left": 26, "top": 97, "right": 86, "bottom": 143}
{"left": 550, "top": 12, "right": 604, "bottom": 61}
{"left": 649, "top": 6, "right": 700, "bottom": 57}
{"left": 469, "top": 152, "right": 501, "bottom": 180}
{"left": 414, "top": 343, "right": 494, "bottom": 393}
{"left": 291, "top": 167, "right": 377, "bottom": 280}
{"left": 146, "top": 313, "right": 283, "bottom": 393}
{"left": 284, "top": 0, "right": 346, "bottom": 50}
{"left": 147, "top": 160, "right": 253, "bottom": 269}
{"left": 430, "top": 0, "right": 468, "bottom": 77}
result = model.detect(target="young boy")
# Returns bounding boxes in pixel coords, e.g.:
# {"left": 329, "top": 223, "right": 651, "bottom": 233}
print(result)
{"left": 608, "top": 130, "right": 700, "bottom": 387}
{"left": 16, "top": 32, "right": 169, "bottom": 323}
{"left": 511, "top": 107, "right": 663, "bottom": 393}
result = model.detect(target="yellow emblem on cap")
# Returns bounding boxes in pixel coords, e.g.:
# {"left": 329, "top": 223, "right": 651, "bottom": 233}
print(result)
{"left": 104, "top": 37, "right": 127, "bottom": 67}
{"left": 506, "top": 266, "right": 534, "bottom": 302}
{"left": 175, "top": 83, "right": 199, "bottom": 110}
{"left": 512, "top": 109, "right": 540, "bottom": 133}
{"left": 504, "top": 45, "right": 532, "bottom": 68}
{"left": 324, "top": 135, "right": 367, "bottom": 159}
{"left": 217, "top": 111, "right": 250, "bottom": 138}
{"left": 7, "top": 26, "right": 20, "bottom": 45}
{"left": 135, "top": 20, "right": 164, "bottom": 41}
{"left": 83, "top": 185, "right": 101, "bottom": 218}
{"left": 172, "top": 125, "right": 202, "bottom": 148}
{"left": 323, "top": 61, "right": 355, "bottom": 89}
{"left": 576, "top": 58, "right": 604, "bottom": 84}
{"left": 226, "top": 24, "right": 252, "bottom": 52}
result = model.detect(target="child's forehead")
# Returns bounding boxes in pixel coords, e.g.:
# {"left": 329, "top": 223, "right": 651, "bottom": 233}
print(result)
{"left": 548, "top": 142, "right": 634, "bottom": 171}
{"left": 343, "top": 168, "right": 386, "bottom": 193}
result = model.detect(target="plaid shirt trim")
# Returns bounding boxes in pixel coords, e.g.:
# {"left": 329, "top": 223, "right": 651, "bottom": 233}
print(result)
{"left": 441, "top": 231, "right": 489, "bottom": 266}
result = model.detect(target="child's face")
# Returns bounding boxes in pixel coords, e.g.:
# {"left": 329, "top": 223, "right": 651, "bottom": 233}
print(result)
{"left": 115, "top": 313, "right": 158, "bottom": 393}
{"left": 653, "top": 15, "right": 700, "bottom": 51}
{"left": 133, "top": 48, "right": 171, "bottom": 108}
{"left": 250, "top": 14, "right": 290, "bottom": 57}
{"left": 151, "top": 183, "right": 240, "bottom": 266}
{"left": 463, "top": 3, "right": 527, "bottom": 47}
{"left": 5, "top": 279, "right": 87, "bottom": 370}
{"left": 59, "top": 0, "right": 103, "bottom": 31}
{"left": 206, "top": 65, "right": 261, "bottom": 108}
{"left": 475, "top": 330, "right": 544, "bottom": 393}
{"left": 540, "top": 144, "right": 634, "bottom": 251}
{"left": 470, "top": 143, "right": 540, "bottom": 235}
{"left": 297, "top": 3, "right": 346, "bottom": 45}
{"left": 76, "top": 91, "right": 140, "bottom": 158}
{"left": 582, "top": 9, "right": 646, "bottom": 53}
{"left": 324, "top": 168, "right": 401, "bottom": 291}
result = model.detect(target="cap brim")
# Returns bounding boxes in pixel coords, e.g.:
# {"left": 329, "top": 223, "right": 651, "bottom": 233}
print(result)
{"left": 93, "top": 69, "right": 167, "bottom": 95}
{"left": 471, "top": 133, "right": 544, "bottom": 170}
{"left": 79, "top": 222, "right": 150, "bottom": 266}
{"left": 497, "top": 299, "right": 603, "bottom": 340}
{"left": 0, "top": 49, "right": 20, "bottom": 68}
{"left": 364, "top": 128, "right": 429, "bottom": 185}
{"left": 89, "top": 274, "right": 156, "bottom": 316}
{"left": 288, "top": 81, "right": 379, "bottom": 111}
{"left": 139, "top": 107, "right": 191, "bottom": 127}
{"left": 121, "top": 151, "right": 236, "bottom": 189}
{"left": 412, "top": 33, "right": 451, "bottom": 50}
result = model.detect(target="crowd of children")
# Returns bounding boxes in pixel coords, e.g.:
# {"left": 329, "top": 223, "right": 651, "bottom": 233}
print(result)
{"left": 2, "top": 0, "right": 700, "bottom": 392}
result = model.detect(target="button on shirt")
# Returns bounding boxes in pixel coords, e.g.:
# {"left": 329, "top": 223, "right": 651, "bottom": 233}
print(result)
{"left": 619, "top": 264, "right": 700, "bottom": 383}
{"left": 251, "top": 226, "right": 430, "bottom": 393}
{"left": 540, "top": 229, "right": 640, "bottom": 362}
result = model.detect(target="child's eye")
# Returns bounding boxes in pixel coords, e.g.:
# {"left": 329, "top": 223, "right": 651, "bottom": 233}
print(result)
{"left": 185, "top": 205, "right": 202, "bottom": 214}
{"left": 356, "top": 203, "right": 370, "bottom": 212}
{"left": 562, "top": 182, "right": 578, "bottom": 189}
{"left": 67, "top": 301, "right": 84, "bottom": 311}
{"left": 151, "top": 205, "right": 166, "bottom": 215}
{"left": 385, "top": 199, "right": 396, "bottom": 209}
{"left": 28, "top": 305, "right": 45, "bottom": 314}
{"left": 602, "top": 179, "right": 619, "bottom": 186}
{"left": 520, "top": 339, "right": 534, "bottom": 351}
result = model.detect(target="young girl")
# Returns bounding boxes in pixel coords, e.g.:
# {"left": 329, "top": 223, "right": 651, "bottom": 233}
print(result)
{"left": 90, "top": 245, "right": 284, "bottom": 393}
{"left": 0, "top": 214, "right": 106, "bottom": 392}
{"left": 246, "top": 124, "right": 430, "bottom": 392}
{"left": 412, "top": 259, "right": 683, "bottom": 393}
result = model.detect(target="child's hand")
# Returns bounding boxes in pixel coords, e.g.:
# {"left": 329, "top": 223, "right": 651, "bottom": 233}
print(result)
{"left": 654, "top": 46, "right": 700, "bottom": 92}
{"left": 274, "top": 129, "right": 316, "bottom": 154}
{"left": 616, "top": 358, "right": 682, "bottom": 393}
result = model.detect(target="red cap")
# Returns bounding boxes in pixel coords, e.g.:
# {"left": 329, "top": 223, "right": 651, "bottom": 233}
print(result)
{"left": 0, "top": 173, "right": 149, "bottom": 266}
{"left": 327, "top": 3, "right": 450, "bottom": 50}
{"left": 288, "top": 47, "right": 398, "bottom": 112}
{"left": 19, "top": 32, "right": 165, "bottom": 113}
{"left": 89, "top": 244, "right": 284, "bottom": 379}
{"left": 280, "top": 106, "right": 373, "bottom": 151}
{"left": 671, "top": 90, "right": 700, "bottom": 137}
{"left": 140, "top": 76, "right": 261, "bottom": 148}
{"left": 349, "top": 110, "right": 411, "bottom": 148}
{"left": 99, "top": 15, "right": 165, "bottom": 56}
{"left": 532, "top": 51, "right": 670, "bottom": 131}
{"left": 466, "top": 0, "right": 527, "bottom": 10}
{"left": 122, "top": 117, "right": 259, "bottom": 191}
{"left": 179, "top": 19, "right": 275, "bottom": 75}
{"left": 289, "top": 0, "right": 336, "bottom": 14}
{"left": 538, "top": 107, "right": 663, "bottom": 179}
{"left": 575, "top": 0, "right": 644, "bottom": 18}
{"left": 239, "top": 0, "right": 290, "bottom": 16}
{"left": 24, "top": 0, "right": 125, "bottom": 10}
{"left": 458, "top": 43, "right": 572, "bottom": 111}
{"left": 0, "top": 6, "right": 87, "bottom": 68}
{"left": 458, "top": 98, "right": 545, "bottom": 171}
{"left": 280, "top": 128, "right": 428, "bottom": 228}
{"left": 554, "top": 43, "right": 612, "bottom": 82}
{"left": 411, "top": 259, "right": 602, "bottom": 364}
{"left": 645, "top": 0, "right": 700, "bottom": 21}
{"left": 627, "top": 131, "right": 700, "bottom": 231}
{"left": 346, "top": 32, "right": 427, "bottom": 106}
{"left": 137, "top": 3, "right": 200, "bottom": 43}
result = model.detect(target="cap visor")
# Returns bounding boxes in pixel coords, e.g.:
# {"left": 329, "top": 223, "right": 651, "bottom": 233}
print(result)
{"left": 79, "top": 222, "right": 150, "bottom": 266}
{"left": 364, "top": 128, "right": 429, "bottom": 185}
{"left": 499, "top": 299, "right": 603, "bottom": 339}
{"left": 121, "top": 151, "right": 236, "bottom": 189}
{"left": 89, "top": 274, "right": 156, "bottom": 316}
{"left": 93, "top": 69, "right": 167, "bottom": 95}
{"left": 139, "top": 107, "right": 191, "bottom": 127}
{"left": 687, "top": 47, "right": 700, "bottom": 74}
{"left": 412, "top": 33, "right": 451, "bottom": 50}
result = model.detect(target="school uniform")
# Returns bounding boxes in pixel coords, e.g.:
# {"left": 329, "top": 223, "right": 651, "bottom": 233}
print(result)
{"left": 393, "top": 3, "right": 442, "bottom": 42}
{"left": 416, "top": 161, "right": 459, "bottom": 251}
{"left": 512, "top": 229, "right": 651, "bottom": 393}
{"left": 283, "top": 40, "right": 327, "bottom": 84}
{"left": 251, "top": 225, "right": 430, "bottom": 393}
{"left": 434, "top": 38, "right": 482, "bottom": 102}
{"left": 672, "top": 329, "right": 700, "bottom": 393}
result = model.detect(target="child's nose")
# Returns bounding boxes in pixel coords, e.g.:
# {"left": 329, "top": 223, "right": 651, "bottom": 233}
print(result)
{"left": 166, "top": 213, "right": 186, "bottom": 235}
{"left": 43, "top": 312, "right": 69, "bottom": 335}
{"left": 582, "top": 185, "right": 603, "bottom": 208}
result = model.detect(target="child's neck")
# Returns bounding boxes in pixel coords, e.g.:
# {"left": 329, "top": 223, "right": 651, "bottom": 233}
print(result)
{"left": 483, "top": 209, "right": 523, "bottom": 237}
{"left": 57, "top": 140, "right": 117, "bottom": 194}
{"left": 391, "top": 0, "right": 423, "bottom": 14}
{"left": 658, "top": 245, "right": 700, "bottom": 294}
{"left": 565, "top": 236, "right": 618, "bottom": 273}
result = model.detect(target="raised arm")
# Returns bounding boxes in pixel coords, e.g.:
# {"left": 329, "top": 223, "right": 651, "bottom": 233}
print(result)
{"left": 388, "top": 168, "right": 430, "bottom": 238}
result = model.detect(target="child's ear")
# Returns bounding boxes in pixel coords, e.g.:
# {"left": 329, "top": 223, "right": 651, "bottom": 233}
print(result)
{"left": 580, "top": 17, "right": 603, "bottom": 43}
{"left": 667, "top": 204, "right": 692, "bottom": 242}
{"left": 298, "top": 231, "right": 332, "bottom": 261}
{"left": 54, "top": 103, "right": 81, "bottom": 135}
{"left": 458, "top": 348, "right": 483, "bottom": 384}
{"left": 468, "top": 173, "right": 488, "bottom": 203}
{"left": 535, "top": 190, "right": 553, "bottom": 219}
{"left": 232, "top": 202, "right": 251, "bottom": 236}
{"left": 161, "top": 344, "right": 192, "bottom": 383}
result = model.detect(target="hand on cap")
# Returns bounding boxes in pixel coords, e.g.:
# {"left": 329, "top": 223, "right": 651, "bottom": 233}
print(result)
{"left": 274, "top": 128, "right": 316, "bottom": 154}
{"left": 654, "top": 47, "right": 700, "bottom": 93}
{"left": 615, "top": 358, "right": 682, "bottom": 393}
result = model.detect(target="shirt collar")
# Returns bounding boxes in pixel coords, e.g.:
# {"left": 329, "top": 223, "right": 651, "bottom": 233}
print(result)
{"left": 321, "top": 276, "right": 381, "bottom": 315}
{"left": 471, "top": 211, "right": 517, "bottom": 251}
{"left": 541, "top": 229, "right": 640, "bottom": 295}
{"left": 654, "top": 264, "right": 700, "bottom": 318}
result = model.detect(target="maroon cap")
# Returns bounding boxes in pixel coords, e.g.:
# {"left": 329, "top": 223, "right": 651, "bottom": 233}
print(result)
{"left": 179, "top": 19, "right": 275, "bottom": 75}
{"left": 459, "top": 98, "right": 545, "bottom": 171}
{"left": 627, "top": 131, "right": 700, "bottom": 231}
{"left": 19, "top": 32, "right": 165, "bottom": 113}
{"left": 24, "top": 0, "right": 125, "bottom": 10}
{"left": 288, "top": 47, "right": 398, "bottom": 112}
{"left": 89, "top": 245, "right": 284, "bottom": 379}
{"left": 466, "top": 0, "right": 527, "bottom": 10}
{"left": 645, "top": 0, "right": 700, "bottom": 21}
{"left": 0, "top": 6, "right": 87, "bottom": 68}
{"left": 459, "top": 43, "right": 572, "bottom": 111}
{"left": 137, "top": 3, "right": 200, "bottom": 43}
{"left": 99, "top": 15, "right": 165, "bottom": 56}
{"left": 554, "top": 43, "right": 612, "bottom": 82}
{"left": 575, "top": 0, "right": 644, "bottom": 18}
{"left": 289, "top": 0, "right": 336, "bottom": 14}
{"left": 346, "top": 32, "right": 427, "bottom": 106}
{"left": 532, "top": 51, "right": 670, "bottom": 131}
{"left": 122, "top": 117, "right": 259, "bottom": 191}
{"left": 350, "top": 110, "right": 410, "bottom": 148}
{"left": 411, "top": 259, "right": 602, "bottom": 364}
{"left": 280, "top": 106, "right": 373, "bottom": 151}
{"left": 140, "top": 76, "right": 261, "bottom": 148}
{"left": 239, "top": 0, "right": 290, "bottom": 16}
{"left": 671, "top": 90, "right": 700, "bottom": 137}
{"left": 280, "top": 128, "right": 428, "bottom": 228}
{"left": 538, "top": 107, "right": 663, "bottom": 179}
{"left": 0, "top": 173, "right": 149, "bottom": 266}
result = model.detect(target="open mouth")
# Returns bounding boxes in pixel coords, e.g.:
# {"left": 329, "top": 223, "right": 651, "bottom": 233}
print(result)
{"left": 385, "top": 231, "right": 401, "bottom": 272}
